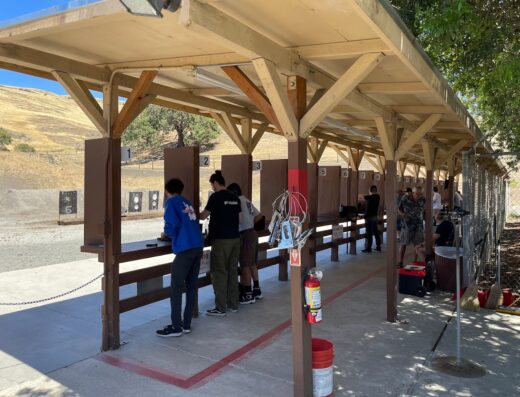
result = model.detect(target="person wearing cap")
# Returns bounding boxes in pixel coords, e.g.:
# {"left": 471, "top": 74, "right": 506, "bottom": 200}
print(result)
{"left": 398, "top": 186, "right": 426, "bottom": 267}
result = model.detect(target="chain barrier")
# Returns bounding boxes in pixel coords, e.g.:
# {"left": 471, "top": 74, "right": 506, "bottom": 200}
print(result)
{"left": 0, "top": 273, "right": 103, "bottom": 306}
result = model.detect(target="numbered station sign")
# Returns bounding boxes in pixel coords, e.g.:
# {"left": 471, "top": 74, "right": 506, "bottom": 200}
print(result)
{"left": 374, "top": 173, "right": 381, "bottom": 181}
{"left": 319, "top": 167, "right": 327, "bottom": 177}
{"left": 121, "top": 146, "right": 132, "bottom": 162}
{"left": 342, "top": 169, "right": 349, "bottom": 178}
{"left": 149, "top": 190, "right": 160, "bottom": 211}
{"left": 199, "top": 155, "right": 210, "bottom": 167}
{"left": 360, "top": 171, "right": 366, "bottom": 179}
{"left": 253, "top": 160, "right": 262, "bottom": 171}
{"left": 128, "top": 192, "right": 143, "bottom": 213}
{"left": 59, "top": 191, "right": 77, "bottom": 215}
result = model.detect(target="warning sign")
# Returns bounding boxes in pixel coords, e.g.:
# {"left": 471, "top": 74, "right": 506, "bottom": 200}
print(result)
{"left": 290, "top": 249, "right": 301, "bottom": 267}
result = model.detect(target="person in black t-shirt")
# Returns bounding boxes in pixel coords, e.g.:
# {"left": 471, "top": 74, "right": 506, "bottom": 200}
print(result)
{"left": 200, "top": 171, "right": 241, "bottom": 316}
{"left": 360, "top": 185, "right": 381, "bottom": 253}
{"left": 416, "top": 213, "right": 454, "bottom": 260}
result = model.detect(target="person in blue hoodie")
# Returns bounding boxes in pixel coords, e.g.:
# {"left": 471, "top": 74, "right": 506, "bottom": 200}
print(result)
{"left": 156, "top": 178, "right": 204, "bottom": 338}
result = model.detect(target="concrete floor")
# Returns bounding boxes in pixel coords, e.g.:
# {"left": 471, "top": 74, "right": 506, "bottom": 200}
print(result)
{"left": 0, "top": 240, "right": 518, "bottom": 396}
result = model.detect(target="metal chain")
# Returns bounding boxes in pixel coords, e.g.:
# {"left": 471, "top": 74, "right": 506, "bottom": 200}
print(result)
{"left": 0, "top": 273, "right": 103, "bottom": 306}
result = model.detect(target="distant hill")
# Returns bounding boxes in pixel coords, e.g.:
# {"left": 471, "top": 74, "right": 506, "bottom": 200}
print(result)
{"left": 0, "top": 85, "right": 367, "bottom": 191}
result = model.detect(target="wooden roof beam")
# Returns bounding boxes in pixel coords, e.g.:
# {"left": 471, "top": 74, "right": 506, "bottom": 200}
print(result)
{"left": 395, "top": 114, "right": 442, "bottom": 160}
{"left": 52, "top": 71, "right": 106, "bottom": 136}
{"left": 112, "top": 70, "right": 158, "bottom": 138}
{"left": 252, "top": 58, "right": 298, "bottom": 140}
{"left": 435, "top": 140, "right": 469, "bottom": 169}
{"left": 221, "top": 66, "right": 282, "bottom": 131}
{"left": 293, "top": 38, "right": 391, "bottom": 60}
{"left": 300, "top": 53, "right": 384, "bottom": 138}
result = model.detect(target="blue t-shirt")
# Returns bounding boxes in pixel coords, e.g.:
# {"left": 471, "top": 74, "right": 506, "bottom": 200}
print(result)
{"left": 164, "top": 195, "right": 204, "bottom": 254}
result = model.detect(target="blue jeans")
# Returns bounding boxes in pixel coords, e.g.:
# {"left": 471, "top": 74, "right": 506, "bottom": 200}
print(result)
{"left": 170, "top": 247, "right": 202, "bottom": 330}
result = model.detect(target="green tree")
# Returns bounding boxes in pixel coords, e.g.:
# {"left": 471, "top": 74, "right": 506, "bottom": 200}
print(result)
{"left": 0, "top": 128, "right": 12, "bottom": 146}
{"left": 146, "top": 105, "right": 219, "bottom": 148}
{"left": 123, "top": 116, "right": 161, "bottom": 150}
{"left": 390, "top": 0, "right": 520, "bottom": 161}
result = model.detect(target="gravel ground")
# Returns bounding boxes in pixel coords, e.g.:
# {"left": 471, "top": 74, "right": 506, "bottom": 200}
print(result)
{"left": 0, "top": 218, "right": 164, "bottom": 273}
{"left": 480, "top": 221, "right": 520, "bottom": 296}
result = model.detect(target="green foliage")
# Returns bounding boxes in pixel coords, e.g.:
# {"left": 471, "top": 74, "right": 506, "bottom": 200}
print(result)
{"left": 0, "top": 128, "right": 12, "bottom": 146}
{"left": 122, "top": 105, "right": 219, "bottom": 151}
{"left": 14, "top": 143, "right": 36, "bottom": 153}
{"left": 390, "top": 0, "right": 520, "bottom": 159}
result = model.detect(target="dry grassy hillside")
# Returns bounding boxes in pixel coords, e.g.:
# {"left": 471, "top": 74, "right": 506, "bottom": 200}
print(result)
{"left": 0, "top": 85, "right": 375, "bottom": 192}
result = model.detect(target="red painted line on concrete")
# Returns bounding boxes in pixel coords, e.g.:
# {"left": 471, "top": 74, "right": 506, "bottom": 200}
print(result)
{"left": 97, "top": 265, "right": 384, "bottom": 389}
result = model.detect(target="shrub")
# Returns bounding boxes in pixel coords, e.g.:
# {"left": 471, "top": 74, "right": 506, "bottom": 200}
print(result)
{"left": 0, "top": 128, "right": 12, "bottom": 146}
{"left": 14, "top": 143, "right": 36, "bottom": 153}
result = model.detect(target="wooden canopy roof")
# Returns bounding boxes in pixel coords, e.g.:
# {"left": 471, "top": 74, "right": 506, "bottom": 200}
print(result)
{"left": 0, "top": 0, "right": 503, "bottom": 173}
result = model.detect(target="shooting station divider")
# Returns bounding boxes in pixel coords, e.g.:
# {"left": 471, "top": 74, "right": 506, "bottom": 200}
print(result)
{"left": 81, "top": 145, "right": 387, "bottom": 347}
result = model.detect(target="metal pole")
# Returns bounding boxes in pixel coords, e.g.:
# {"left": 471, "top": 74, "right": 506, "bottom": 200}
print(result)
{"left": 455, "top": 219, "right": 461, "bottom": 365}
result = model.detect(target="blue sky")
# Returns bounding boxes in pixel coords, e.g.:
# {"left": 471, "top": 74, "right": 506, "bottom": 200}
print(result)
{"left": 0, "top": 1, "right": 87, "bottom": 95}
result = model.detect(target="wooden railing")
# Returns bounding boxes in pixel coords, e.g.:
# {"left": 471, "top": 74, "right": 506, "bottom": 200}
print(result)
{"left": 81, "top": 215, "right": 387, "bottom": 315}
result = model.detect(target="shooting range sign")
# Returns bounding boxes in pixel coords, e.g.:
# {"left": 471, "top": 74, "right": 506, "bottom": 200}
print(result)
{"left": 319, "top": 168, "right": 327, "bottom": 177}
{"left": 405, "top": 176, "right": 410, "bottom": 183}
{"left": 121, "top": 146, "right": 132, "bottom": 162}
{"left": 199, "top": 250, "right": 211, "bottom": 274}
{"left": 374, "top": 173, "right": 381, "bottom": 181}
{"left": 342, "top": 169, "right": 349, "bottom": 178}
{"left": 332, "top": 224, "right": 343, "bottom": 241}
{"left": 199, "top": 155, "right": 210, "bottom": 167}
{"left": 290, "top": 248, "right": 301, "bottom": 267}
{"left": 253, "top": 160, "right": 262, "bottom": 171}
{"left": 360, "top": 171, "right": 366, "bottom": 179}
{"left": 129, "top": 192, "right": 143, "bottom": 213}
{"left": 59, "top": 191, "right": 77, "bottom": 215}
{"left": 149, "top": 191, "right": 159, "bottom": 211}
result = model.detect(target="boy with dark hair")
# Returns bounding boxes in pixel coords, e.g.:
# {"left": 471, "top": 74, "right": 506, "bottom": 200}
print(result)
{"left": 227, "top": 182, "right": 262, "bottom": 304}
{"left": 156, "top": 178, "right": 204, "bottom": 337}
{"left": 201, "top": 171, "right": 241, "bottom": 316}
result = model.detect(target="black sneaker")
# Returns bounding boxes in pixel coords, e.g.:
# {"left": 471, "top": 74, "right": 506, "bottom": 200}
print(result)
{"left": 240, "top": 293, "right": 256, "bottom": 305}
{"left": 156, "top": 325, "right": 182, "bottom": 337}
{"left": 253, "top": 288, "right": 263, "bottom": 300}
{"left": 361, "top": 249, "right": 372, "bottom": 253}
{"left": 182, "top": 327, "right": 191, "bottom": 334}
{"left": 206, "top": 308, "right": 226, "bottom": 316}
{"left": 375, "top": 247, "right": 382, "bottom": 252}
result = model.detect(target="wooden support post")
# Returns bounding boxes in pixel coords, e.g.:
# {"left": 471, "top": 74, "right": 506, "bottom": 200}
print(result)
{"left": 425, "top": 170, "right": 434, "bottom": 258}
{"left": 348, "top": 170, "right": 359, "bottom": 254}
{"left": 287, "top": 75, "right": 313, "bottom": 397}
{"left": 385, "top": 159, "right": 397, "bottom": 322}
{"left": 101, "top": 136, "right": 121, "bottom": 351}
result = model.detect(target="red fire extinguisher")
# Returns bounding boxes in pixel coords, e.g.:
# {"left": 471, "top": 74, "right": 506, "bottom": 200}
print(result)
{"left": 305, "top": 268, "right": 323, "bottom": 323}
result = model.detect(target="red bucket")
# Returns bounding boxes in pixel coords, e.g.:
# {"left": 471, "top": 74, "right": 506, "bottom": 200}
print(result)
{"left": 502, "top": 289, "right": 515, "bottom": 306}
{"left": 312, "top": 338, "right": 334, "bottom": 396}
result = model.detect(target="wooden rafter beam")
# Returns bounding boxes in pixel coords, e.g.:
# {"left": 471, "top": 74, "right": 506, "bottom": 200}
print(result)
{"left": 251, "top": 122, "right": 269, "bottom": 152}
{"left": 293, "top": 38, "right": 391, "bottom": 60}
{"left": 317, "top": 139, "right": 329, "bottom": 163}
{"left": 112, "top": 70, "right": 157, "bottom": 138}
{"left": 374, "top": 117, "right": 395, "bottom": 159}
{"left": 221, "top": 66, "right": 282, "bottom": 131}
{"left": 331, "top": 145, "right": 350, "bottom": 165}
{"left": 435, "top": 140, "right": 468, "bottom": 169}
{"left": 391, "top": 105, "right": 448, "bottom": 114}
{"left": 252, "top": 58, "right": 298, "bottom": 140}
{"left": 365, "top": 154, "right": 381, "bottom": 172}
{"left": 358, "top": 82, "right": 427, "bottom": 94}
{"left": 52, "top": 71, "right": 106, "bottom": 135}
{"left": 210, "top": 112, "right": 246, "bottom": 153}
{"left": 421, "top": 140, "right": 437, "bottom": 171}
{"left": 299, "top": 53, "right": 384, "bottom": 138}
{"left": 395, "top": 114, "right": 442, "bottom": 160}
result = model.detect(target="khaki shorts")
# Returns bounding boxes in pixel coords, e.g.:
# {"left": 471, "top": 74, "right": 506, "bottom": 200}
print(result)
{"left": 401, "top": 224, "right": 424, "bottom": 246}
{"left": 239, "top": 228, "right": 258, "bottom": 267}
